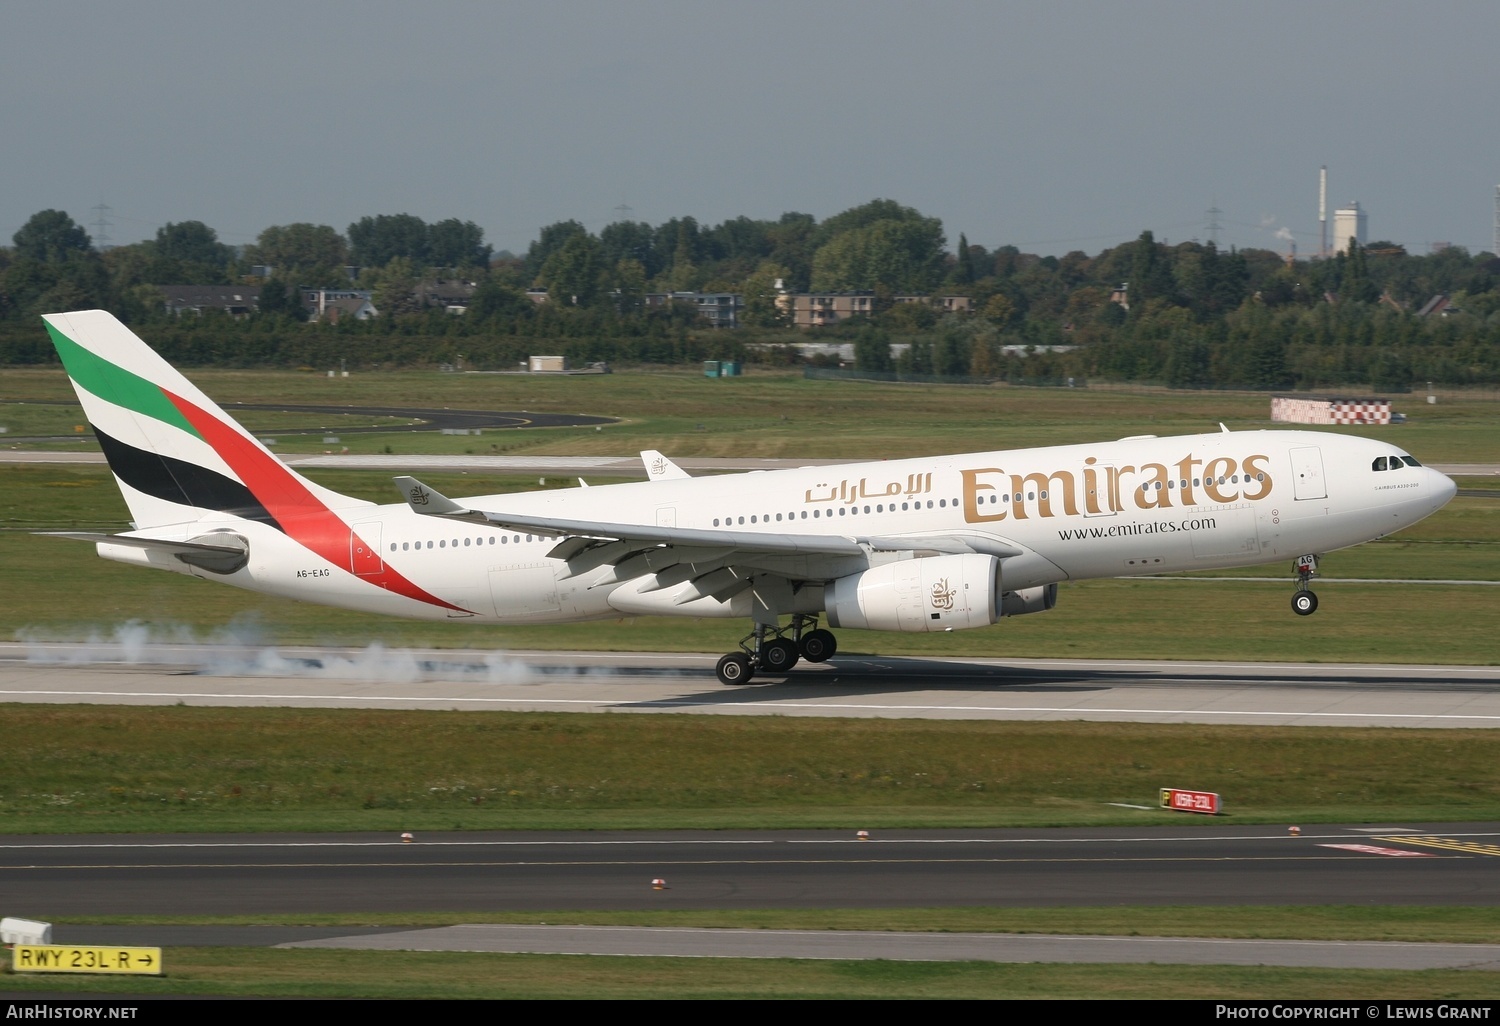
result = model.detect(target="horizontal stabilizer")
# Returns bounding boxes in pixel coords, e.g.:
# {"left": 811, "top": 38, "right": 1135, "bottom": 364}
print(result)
{"left": 39, "top": 531, "right": 250, "bottom": 574}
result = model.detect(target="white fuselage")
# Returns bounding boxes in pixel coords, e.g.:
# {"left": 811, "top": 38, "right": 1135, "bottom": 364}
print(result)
{"left": 111, "top": 429, "right": 1456, "bottom": 627}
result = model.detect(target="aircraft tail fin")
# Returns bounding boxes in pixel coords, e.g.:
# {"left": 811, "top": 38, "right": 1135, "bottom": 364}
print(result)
{"left": 41, "top": 310, "right": 370, "bottom": 530}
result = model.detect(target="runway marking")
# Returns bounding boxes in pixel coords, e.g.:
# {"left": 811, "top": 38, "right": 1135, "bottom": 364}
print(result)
{"left": 5, "top": 830, "right": 1499, "bottom": 851}
{"left": 7, "top": 688, "right": 1500, "bottom": 723}
{"left": 1, "top": 854, "right": 1472, "bottom": 871}
{"left": 1318, "top": 844, "right": 1438, "bottom": 857}
{"left": 1375, "top": 836, "right": 1500, "bottom": 857}
{"left": 0, "top": 840, "right": 775, "bottom": 850}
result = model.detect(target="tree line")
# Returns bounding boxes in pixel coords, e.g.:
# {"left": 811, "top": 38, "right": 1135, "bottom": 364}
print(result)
{"left": 3, "top": 204, "right": 1498, "bottom": 389}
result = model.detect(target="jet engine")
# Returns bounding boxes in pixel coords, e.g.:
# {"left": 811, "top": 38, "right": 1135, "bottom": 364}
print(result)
{"left": 825, "top": 553, "right": 1000, "bottom": 632}
{"left": 1000, "top": 584, "right": 1057, "bottom": 617}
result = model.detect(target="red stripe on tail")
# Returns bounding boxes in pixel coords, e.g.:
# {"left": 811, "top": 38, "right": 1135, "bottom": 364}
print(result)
{"left": 166, "top": 390, "right": 471, "bottom": 613}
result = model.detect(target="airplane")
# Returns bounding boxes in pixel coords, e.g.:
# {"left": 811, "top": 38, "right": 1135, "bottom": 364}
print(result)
{"left": 39, "top": 309, "right": 1458, "bottom": 685}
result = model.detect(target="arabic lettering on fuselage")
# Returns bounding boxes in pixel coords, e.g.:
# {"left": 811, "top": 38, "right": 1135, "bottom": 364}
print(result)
{"left": 804, "top": 472, "right": 932, "bottom": 505}
{"left": 960, "top": 452, "right": 1273, "bottom": 523}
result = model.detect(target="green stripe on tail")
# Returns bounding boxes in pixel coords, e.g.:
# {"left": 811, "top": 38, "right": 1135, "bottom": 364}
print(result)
{"left": 44, "top": 320, "right": 200, "bottom": 437}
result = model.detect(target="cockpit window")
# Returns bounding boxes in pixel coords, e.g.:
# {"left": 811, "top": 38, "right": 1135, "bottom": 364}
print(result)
{"left": 1400, "top": 455, "right": 1422, "bottom": 468}
{"left": 1372, "top": 456, "right": 1388, "bottom": 471}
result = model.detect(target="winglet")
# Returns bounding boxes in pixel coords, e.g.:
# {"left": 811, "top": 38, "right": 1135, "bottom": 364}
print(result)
{"left": 393, "top": 476, "right": 479, "bottom": 518}
{"left": 642, "top": 450, "right": 691, "bottom": 481}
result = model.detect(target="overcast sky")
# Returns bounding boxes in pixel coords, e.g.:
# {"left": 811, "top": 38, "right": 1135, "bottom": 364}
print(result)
{"left": 4, "top": 0, "right": 1497, "bottom": 259}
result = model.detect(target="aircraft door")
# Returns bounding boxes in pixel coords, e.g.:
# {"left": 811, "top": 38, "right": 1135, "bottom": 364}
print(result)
{"left": 1083, "top": 462, "right": 1117, "bottom": 517}
{"left": 1290, "top": 447, "right": 1327, "bottom": 501}
{"left": 490, "top": 565, "right": 561, "bottom": 616}
{"left": 351, "top": 522, "right": 384, "bottom": 576}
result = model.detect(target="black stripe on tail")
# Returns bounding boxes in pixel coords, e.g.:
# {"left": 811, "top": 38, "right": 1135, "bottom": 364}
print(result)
{"left": 93, "top": 425, "right": 283, "bottom": 529}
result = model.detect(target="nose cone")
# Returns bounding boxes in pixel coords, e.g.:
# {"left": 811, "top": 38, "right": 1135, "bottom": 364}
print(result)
{"left": 1431, "top": 468, "right": 1459, "bottom": 508}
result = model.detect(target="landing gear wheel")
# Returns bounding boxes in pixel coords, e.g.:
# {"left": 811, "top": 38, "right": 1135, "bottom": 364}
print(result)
{"left": 716, "top": 653, "right": 755, "bottom": 685}
{"left": 1291, "top": 591, "right": 1319, "bottom": 616}
{"left": 761, "top": 638, "right": 799, "bottom": 673}
{"left": 799, "top": 629, "right": 837, "bottom": 663}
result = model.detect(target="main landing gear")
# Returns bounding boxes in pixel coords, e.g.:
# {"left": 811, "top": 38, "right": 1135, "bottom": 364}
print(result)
{"left": 1291, "top": 554, "right": 1320, "bottom": 616}
{"left": 714, "top": 614, "right": 838, "bottom": 685}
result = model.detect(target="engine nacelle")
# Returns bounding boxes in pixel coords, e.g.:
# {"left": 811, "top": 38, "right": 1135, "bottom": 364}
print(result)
{"left": 825, "top": 553, "right": 1000, "bottom": 632}
{"left": 1001, "top": 584, "right": 1057, "bottom": 617}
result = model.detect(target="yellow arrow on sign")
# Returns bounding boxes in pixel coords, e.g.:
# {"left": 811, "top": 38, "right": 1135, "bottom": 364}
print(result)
{"left": 12, "top": 944, "right": 163, "bottom": 975}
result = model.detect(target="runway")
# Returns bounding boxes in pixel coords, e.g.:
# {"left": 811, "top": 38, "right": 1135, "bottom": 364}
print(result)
{"left": 7, "top": 825, "right": 1500, "bottom": 919}
{"left": 3, "top": 643, "right": 1500, "bottom": 727}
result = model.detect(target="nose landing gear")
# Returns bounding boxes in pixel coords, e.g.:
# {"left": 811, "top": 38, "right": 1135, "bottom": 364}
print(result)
{"left": 1291, "top": 554, "right": 1320, "bottom": 616}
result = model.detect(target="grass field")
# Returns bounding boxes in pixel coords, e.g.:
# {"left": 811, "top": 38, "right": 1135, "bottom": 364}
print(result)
{"left": 10, "top": 906, "right": 1500, "bottom": 998}
{"left": 4, "top": 707, "right": 1499, "bottom": 832}
{"left": 3, "top": 366, "right": 1497, "bottom": 997}
{"left": 4, "top": 365, "right": 1499, "bottom": 461}
{"left": 6, "top": 948, "right": 1500, "bottom": 1000}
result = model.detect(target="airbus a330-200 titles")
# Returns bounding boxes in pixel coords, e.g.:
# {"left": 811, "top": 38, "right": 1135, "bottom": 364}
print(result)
{"left": 39, "top": 310, "right": 1457, "bottom": 685}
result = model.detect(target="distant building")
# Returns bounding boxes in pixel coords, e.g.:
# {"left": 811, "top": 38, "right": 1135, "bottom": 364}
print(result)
{"left": 301, "top": 287, "right": 376, "bottom": 321}
{"left": 644, "top": 291, "right": 743, "bottom": 328}
{"left": 159, "top": 285, "right": 261, "bottom": 317}
{"left": 1417, "top": 295, "right": 1454, "bottom": 318}
{"left": 894, "top": 294, "right": 974, "bottom": 315}
{"left": 776, "top": 291, "right": 973, "bottom": 329}
{"left": 528, "top": 355, "right": 567, "bottom": 372}
{"left": 418, "top": 279, "right": 477, "bottom": 314}
{"left": 1334, "top": 201, "right": 1367, "bottom": 254}
{"left": 777, "top": 291, "right": 876, "bottom": 328}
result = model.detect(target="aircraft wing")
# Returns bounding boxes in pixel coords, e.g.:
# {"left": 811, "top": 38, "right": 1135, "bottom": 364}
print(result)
{"left": 393, "top": 476, "right": 1024, "bottom": 575}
